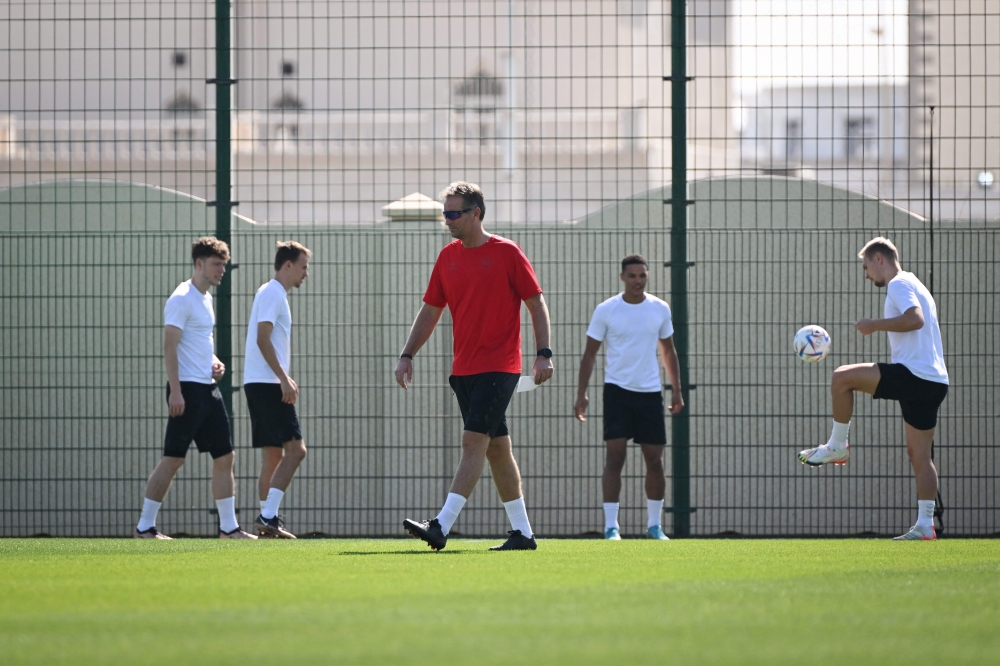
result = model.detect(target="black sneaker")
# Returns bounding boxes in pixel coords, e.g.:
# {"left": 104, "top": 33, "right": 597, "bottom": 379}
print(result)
{"left": 254, "top": 514, "right": 297, "bottom": 539}
{"left": 403, "top": 518, "right": 447, "bottom": 551}
{"left": 489, "top": 530, "right": 537, "bottom": 551}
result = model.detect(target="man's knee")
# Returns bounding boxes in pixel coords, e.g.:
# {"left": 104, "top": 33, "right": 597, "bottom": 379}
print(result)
{"left": 485, "top": 436, "right": 512, "bottom": 462}
{"left": 643, "top": 453, "right": 665, "bottom": 474}
{"left": 284, "top": 439, "right": 307, "bottom": 462}
{"left": 160, "top": 456, "right": 186, "bottom": 473}
{"left": 831, "top": 366, "right": 854, "bottom": 391}
{"left": 605, "top": 448, "right": 627, "bottom": 472}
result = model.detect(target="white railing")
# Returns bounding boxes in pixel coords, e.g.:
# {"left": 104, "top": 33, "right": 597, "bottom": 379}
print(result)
{"left": 2, "top": 109, "right": 642, "bottom": 160}
{"left": 10, "top": 118, "right": 215, "bottom": 160}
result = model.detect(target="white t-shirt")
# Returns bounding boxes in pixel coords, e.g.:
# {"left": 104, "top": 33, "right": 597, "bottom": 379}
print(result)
{"left": 243, "top": 279, "right": 293, "bottom": 384}
{"left": 585, "top": 293, "right": 674, "bottom": 393}
{"left": 885, "top": 271, "right": 949, "bottom": 385}
{"left": 163, "top": 280, "right": 216, "bottom": 384}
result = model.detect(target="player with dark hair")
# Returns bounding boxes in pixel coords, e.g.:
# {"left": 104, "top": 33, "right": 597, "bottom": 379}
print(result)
{"left": 798, "top": 237, "right": 949, "bottom": 541}
{"left": 245, "top": 241, "right": 311, "bottom": 539}
{"left": 134, "top": 237, "right": 256, "bottom": 539}
{"left": 395, "top": 181, "right": 553, "bottom": 551}
{"left": 575, "top": 254, "right": 684, "bottom": 540}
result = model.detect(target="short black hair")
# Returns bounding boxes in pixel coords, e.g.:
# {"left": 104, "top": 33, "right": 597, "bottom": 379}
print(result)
{"left": 274, "top": 241, "right": 311, "bottom": 271}
{"left": 439, "top": 181, "right": 486, "bottom": 221}
{"left": 621, "top": 254, "right": 648, "bottom": 273}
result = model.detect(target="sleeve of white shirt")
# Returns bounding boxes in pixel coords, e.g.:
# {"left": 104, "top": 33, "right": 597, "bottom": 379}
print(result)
{"left": 887, "top": 279, "right": 921, "bottom": 314}
{"left": 163, "top": 295, "right": 189, "bottom": 329}
{"left": 658, "top": 302, "right": 674, "bottom": 339}
{"left": 585, "top": 304, "right": 608, "bottom": 342}
{"left": 255, "top": 286, "right": 284, "bottom": 325}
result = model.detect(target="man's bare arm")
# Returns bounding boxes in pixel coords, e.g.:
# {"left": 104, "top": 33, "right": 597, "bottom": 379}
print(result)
{"left": 257, "top": 321, "right": 298, "bottom": 403}
{"left": 394, "top": 303, "right": 445, "bottom": 389}
{"left": 163, "top": 326, "right": 185, "bottom": 417}
{"left": 856, "top": 306, "right": 924, "bottom": 336}
{"left": 659, "top": 336, "right": 685, "bottom": 414}
{"left": 574, "top": 336, "right": 602, "bottom": 421}
{"left": 524, "top": 294, "right": 553, "bottom": 385}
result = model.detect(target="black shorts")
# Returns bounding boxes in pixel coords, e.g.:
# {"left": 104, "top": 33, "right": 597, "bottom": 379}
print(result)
{"left": 449, "top": 372, "right": 520, "bottom": 438}
{"left": 873, "top": 363, "right": 949, "bottom": 431}
{"left": 243, "top": 383, "right": 303, "bottom": 448}
{"left": 163, "top": 382, "right": 233, "bottom": 459}
{"left": 603, "top": 383, "right": 667, "bottom": 445}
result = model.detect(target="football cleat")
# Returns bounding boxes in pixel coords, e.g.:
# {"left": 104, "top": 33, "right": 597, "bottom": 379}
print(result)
{"left": 893, "top": 524, "right": 937, "bottom": 541}
{"left": 133, "top": 527, "right": 172, "bottom": 540}
{"left": 489, "top": 530, "right": 537, "bottom": 551}
{"left": 605, "top": 527, "right": 622, "bottom": 540}
{"left": 219, "top": 527, "right": 258, "bottom": 540}
{"left": 798, "top": 443, "right": 850, "bottom": 467}
{"left": 646, "top": 525, "right": 670, "bottom": 540}
{"left": 403, "top": 518, "right": 447, "bottom": 551}
{"left": 254, "top": 514, "right": 297, "bottom": 539}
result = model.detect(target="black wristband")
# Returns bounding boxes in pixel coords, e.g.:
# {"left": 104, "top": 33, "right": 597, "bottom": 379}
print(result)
{"left": 399, "top": 353, "right": 413, "bottom": 360}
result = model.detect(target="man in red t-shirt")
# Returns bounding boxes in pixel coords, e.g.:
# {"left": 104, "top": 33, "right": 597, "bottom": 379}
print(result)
{"left": 394, "top": 181, "right": 554, "bottom": 551}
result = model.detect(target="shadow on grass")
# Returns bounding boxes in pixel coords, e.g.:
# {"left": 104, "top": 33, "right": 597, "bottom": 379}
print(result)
{"left": 339, "top": 549, "right": 475, "bottom": 556}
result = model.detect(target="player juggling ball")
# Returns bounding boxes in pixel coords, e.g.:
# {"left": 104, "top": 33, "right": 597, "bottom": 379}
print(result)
{"left": 799, "top": 237, "right": 949, "bottom": 541}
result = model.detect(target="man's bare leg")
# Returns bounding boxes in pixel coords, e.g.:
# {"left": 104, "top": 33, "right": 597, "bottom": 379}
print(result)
{"left": 257, "top": 440, "right": 306, "bottom": 537}
{"left": 258, "top": 447, "right": 283, "bottom": 503}
{"left": 601, "top": 439, "right": 628, "bottom": 535}
{"left": 800, "top": 364, "right": 882, "bottom": 466}
{"left": 449, "top": 430, "right": 491, "bottom": 497}
{"left": 136, "top": 456, "right": 185, "bottom": 535}
{"left": 486, "top": 436, "right": 522, "bottom": 501}
{"left": 893, "top": 423, "right": 939, "bottom": 539}
{"left": 143, "top": 457, "right": 185, "bottom": 503}
{"left": 485, "top": 435, "right": 533, "bottom": 538}
{"left": 831, "top": 363, "right": 882, "bottom": 423}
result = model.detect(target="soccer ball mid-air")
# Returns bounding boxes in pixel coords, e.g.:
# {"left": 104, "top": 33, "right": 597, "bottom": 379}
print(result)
{"left": 793, "top": 325, "right": 831, "bottom": 363}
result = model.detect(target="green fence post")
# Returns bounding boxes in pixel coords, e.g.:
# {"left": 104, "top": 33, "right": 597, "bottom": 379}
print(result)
{"left": 213, "top": 0, "right": 234, "bottom": 416}
{"left": 669, "top": 0, "right": 692, "bottom": 537}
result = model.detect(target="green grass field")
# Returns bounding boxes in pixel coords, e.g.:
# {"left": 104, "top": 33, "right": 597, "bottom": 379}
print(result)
{"left": 1, "top": 538, "right": 997, "bottom": 665}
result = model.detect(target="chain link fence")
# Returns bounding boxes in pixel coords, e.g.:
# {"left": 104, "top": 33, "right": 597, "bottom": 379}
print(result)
{"left": 1, "top": 1, "right": 997, "bottom": 537}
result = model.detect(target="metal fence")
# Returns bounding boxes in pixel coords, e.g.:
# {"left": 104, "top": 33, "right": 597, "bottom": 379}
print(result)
{"left": 1, "top": 1, "right": 997, "bottom": 538}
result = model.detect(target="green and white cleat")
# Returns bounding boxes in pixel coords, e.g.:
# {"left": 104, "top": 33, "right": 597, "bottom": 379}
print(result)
{"left": 893, "top": 524, "right": 936, "bottom": 541}
{"left": 605, "top": 527, "right": 622, "bottom": 540}
{"left": 646, "top": 525, "right": 670, "bottom": 540}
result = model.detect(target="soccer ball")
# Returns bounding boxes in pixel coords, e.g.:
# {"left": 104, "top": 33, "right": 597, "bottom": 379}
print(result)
{"left": 793, "top": 325, "right": 831, "bottom": 363}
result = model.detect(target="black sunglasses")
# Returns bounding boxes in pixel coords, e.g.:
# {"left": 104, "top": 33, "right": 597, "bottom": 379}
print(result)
{"left": 442, "top": 207, "right": 476, "bottom": 221}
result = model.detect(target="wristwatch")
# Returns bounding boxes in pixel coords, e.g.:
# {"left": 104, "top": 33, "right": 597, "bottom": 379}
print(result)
{"left": 536, "top": 347, "right": 553, "bottom": 359}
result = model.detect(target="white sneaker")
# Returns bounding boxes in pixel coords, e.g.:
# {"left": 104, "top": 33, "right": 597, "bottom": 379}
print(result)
{"left": 798, "top": 443, "right": 850, "bottom": 467}
{"left": 893, "top": 524, "right": 937, "bottom": 541}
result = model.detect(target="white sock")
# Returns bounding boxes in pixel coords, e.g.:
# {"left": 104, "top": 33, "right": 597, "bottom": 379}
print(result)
{"left": 503, "top": 497, "right": 533, "bottom": 538}
{"left": 216, "top": 497, "right": 238, "bottom": 533}
{"left": 137, "top": 498, "right": 161, "bottom": 532}
{"left": 916, "top": 500, "right": 935, "bottom": 528}
{"left": 435, "top": 492, "right": 467, "bottom": 536}
{"left": 260, "top": 500, "right": 267, "bottom": 515}
{"left": 603, "top": 502, "right": 620, "bottom": 530}
{"left": 829, "top": 420, "right": 851, "bottom": 449}
{"left": 262, "top": 488, "right": 284, "bottom": 520}
{"left": 647, "top": 499, "right": 664, "bottom": 528}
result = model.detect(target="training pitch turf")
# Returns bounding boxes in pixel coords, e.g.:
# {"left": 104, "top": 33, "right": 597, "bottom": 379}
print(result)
{"left": 1, "top": 538, "right": 997, "bottom": 665}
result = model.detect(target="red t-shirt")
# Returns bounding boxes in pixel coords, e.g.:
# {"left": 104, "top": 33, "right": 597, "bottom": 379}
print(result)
{"left": 423, "top": 235, "right": 543, "bottom": 376}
